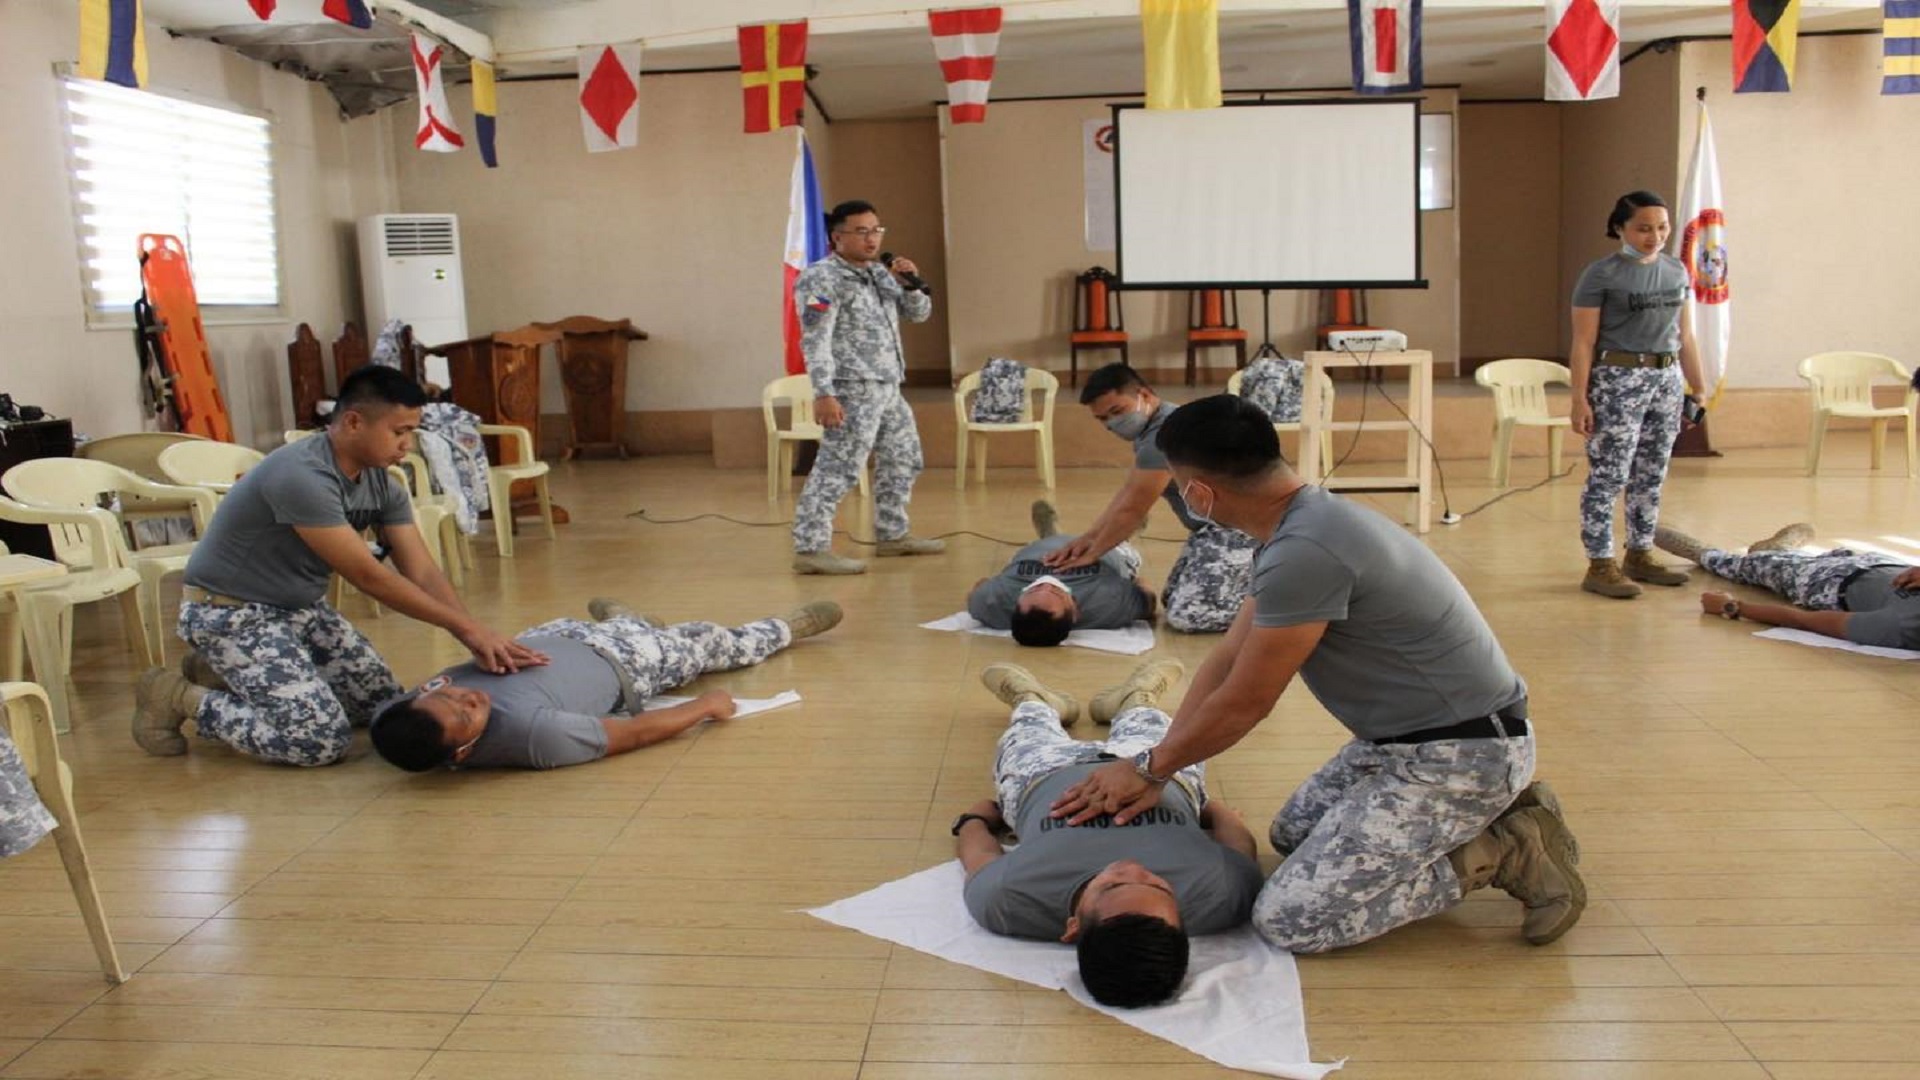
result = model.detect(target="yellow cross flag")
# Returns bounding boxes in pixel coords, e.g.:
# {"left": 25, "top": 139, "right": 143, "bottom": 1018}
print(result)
{"left": 1142, "top": 0, "right": 1221, "bottom": 109}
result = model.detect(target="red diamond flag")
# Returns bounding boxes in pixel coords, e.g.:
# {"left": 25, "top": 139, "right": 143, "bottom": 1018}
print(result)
{"left": 578, "top": 43, "right": 641, "bottom": 153}
{"left": 1546, "top": 0, "right": 1620, "bottom": 100}
{"left": 412, "top": 34, "right": 464, "bottom": 152}
{"left": 248, "top": 0, "right": 275, "bottom": 19}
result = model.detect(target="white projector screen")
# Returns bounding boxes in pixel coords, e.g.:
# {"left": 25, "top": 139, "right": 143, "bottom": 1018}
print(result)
{"left": 1114, "top": 101, "right": 1424, "bottom": 288}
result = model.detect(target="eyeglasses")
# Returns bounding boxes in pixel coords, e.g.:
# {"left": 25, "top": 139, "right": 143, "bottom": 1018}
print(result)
{"left": 836, "top": 227, "right": 887, "bottom": 238}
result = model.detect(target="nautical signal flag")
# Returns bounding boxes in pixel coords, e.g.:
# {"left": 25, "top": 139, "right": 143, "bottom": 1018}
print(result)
{"left": 1886, "top": 0, "right": 1920, "bottom": 95}
{"left": 1142, "top": 0, "right": 1222, "bottom": 110}
{"left": 248, "top": 0, "right": 275, "bottom": 18}
{"left": 1545, "top": 0, "right": 1620, "bottom": 101}
{"left": 411, "top": 34, "right": 464, "bottom": 152}
{"left": 783, "top": 130, "right": 829, "bottom": 375}
{"left": 472, "top": 59, "right": 499, "bottom": 168}
{"left": 78, "top": 0, "right": 148, "bottom": 90}
{"left": 579, "top": 43, "right": 642, "bottom": 153}
{"left": 928, "top": 7, "right": 1004, "bottom": 124}
{"left": 322, "top": 0, "right": 373, "bottom": 30}
{"left": 739, "top": 21, "right": 809, "bottom": 133}
{"left": 1347, "top": 0, "right": 1422, "bottom": 95}
{"left": 1733, "top": 0, "right": 1801, "bottom": 93}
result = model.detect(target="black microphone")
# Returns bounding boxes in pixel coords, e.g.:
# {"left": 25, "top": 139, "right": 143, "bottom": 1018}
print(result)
{"left": 880, "top": 252, "right": 932, "bottom": 296}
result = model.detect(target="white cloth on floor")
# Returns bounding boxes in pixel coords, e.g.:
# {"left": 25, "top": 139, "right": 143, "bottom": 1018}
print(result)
{"left": 641, "top": 690, "right": 803, "bottom": 716}
{"left": 807, "top": 860, "right": 1341, "bottom": 1080}
{"left": 1753, "top": 627, "right": 1920, "bottom": 660}
{"left": 920, "top": 612, "right": 1157, "bottom": 656}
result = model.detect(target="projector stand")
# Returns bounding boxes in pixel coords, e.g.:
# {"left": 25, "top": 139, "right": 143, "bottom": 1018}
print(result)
{"left": 1249, "top": 288, "right": 1283, "bottom": 362}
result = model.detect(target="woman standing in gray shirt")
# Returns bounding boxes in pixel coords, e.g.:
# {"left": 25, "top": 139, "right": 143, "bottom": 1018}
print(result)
{"left": 1569, "top": 190, "right": 1707, "bottom": 600}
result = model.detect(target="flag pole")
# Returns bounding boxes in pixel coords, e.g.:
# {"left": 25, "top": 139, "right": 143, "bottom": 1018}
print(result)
{"left": 1673, "top": 85, "right": 1721, "bottom": 458}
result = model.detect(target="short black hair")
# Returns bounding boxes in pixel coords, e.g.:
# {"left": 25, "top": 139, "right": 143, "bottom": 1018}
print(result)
{"left": 1010, "top": 604, "right": 1074, "bottom": 647}
{"left": 335, "top": 365, "right": 427, "bottom": 418}
{"left": 1077, "top": 913, "right": 1190, "bottom": 1008}
{"left": 826, "top": 200, "right": 877, "bottom": 232}
{"left": 1079, "top": 363, "right": 1151, "bottom": 406}
{"left": 1156, "top": 395, "right": 1282, "bottom": 480}
{"left": 369, "top": 699, "right": 456, "bottom": 772}
{"left": 1606, "top": 190, "right": 1670, "bottom": 238}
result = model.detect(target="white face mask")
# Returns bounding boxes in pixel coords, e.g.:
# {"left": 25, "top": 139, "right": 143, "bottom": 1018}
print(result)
{"left": 1179, "top": 479, "right": 1217, "bottom": 528}
{"left": 1022, "top": 574, "right": 1072, "bottom": 597}
{"left": 1104, "top": 402, "right": 1150, "bottom": 441}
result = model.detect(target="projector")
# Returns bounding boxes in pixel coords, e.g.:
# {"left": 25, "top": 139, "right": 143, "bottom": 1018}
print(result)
{"left": 1327, "top": 329, "right": 1408, "bottom": 351}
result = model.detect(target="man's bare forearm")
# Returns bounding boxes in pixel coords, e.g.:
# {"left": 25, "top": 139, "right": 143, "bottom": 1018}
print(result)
{"left": 1734, "top": 601, "right": 1852, "bottom": 640}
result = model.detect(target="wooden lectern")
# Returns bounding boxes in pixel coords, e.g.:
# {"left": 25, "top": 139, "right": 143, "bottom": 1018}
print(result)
{"left": 428, "top": 324, "right": 570, "bottom": 524}
{"left": 536, "top": 315, "right": 648, "bottom": 459}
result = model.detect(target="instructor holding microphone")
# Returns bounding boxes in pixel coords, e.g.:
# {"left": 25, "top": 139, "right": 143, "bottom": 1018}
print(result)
{"left": 790, "top": 199, "right": 944, "bottom": 575}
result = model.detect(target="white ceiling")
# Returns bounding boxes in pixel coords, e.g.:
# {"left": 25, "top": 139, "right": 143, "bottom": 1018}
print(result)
{"left": 143, "top": 0, "right": 1885, "bottom": 118}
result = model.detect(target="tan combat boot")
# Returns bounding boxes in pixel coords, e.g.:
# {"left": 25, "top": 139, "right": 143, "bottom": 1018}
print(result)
{"left": 1749, "top": 523, "right": 1814, "bottom": 553}
{"left": 1652, "top": 525, "right": 1708, "bottom": 565}
{"left": 1448, "top": 806, "right": 1587, "bottom": 945}
{"left": 1624, "top": 548, "right": 1690, "bottom": 586}
{"left": 180, "top": 650, "right": 230, "bottom": 692}
{"left": 1088, "top": 659, "right": 1186, "bottom": 725}
{"left": 979, "top": 662, "right": 1081, "bottom": 726}
{"left": 133, "top": 668, "right": 207, "bottom": 757}
{"left": 1501, "top": 780, "right": 1578, "bottom": 863}
{"left": 874, "top": 536, "right": 946, "bottom": 557}
{"left": 794, "top": 551, "right": 868, "bottom": 575}
{"left": 1031, "top": 499, "right": 1060, "bottom": 539}
{"left": 588, "top": 597, "right": 658, "bottom": 624}
{"left": 1581, "top": 558, "right": 1642, "bottom": 599}
{"left": 781, "top": 600, "right": 844, "bottom": 640}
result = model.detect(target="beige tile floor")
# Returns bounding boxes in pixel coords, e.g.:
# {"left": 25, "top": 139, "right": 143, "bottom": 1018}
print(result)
{"left": 2, "top": 435, "right": 1917, "bottom": 1079}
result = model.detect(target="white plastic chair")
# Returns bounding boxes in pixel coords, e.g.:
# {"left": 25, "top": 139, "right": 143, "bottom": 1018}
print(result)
{"left": 1227, "top": 368, "right": 1337, "bottom": 469}
{"left": 157, "top": 440, "right": 264, "bottom": 499}
{"left": 1473, "top": 359, "right": 1573, "bottom": 489}
{"left": 954, "top": 367, "right": 1059, "bottom": 491}
{"left": 479, "top": 424, "right": 555, "bottom": 558}
{"left": 2, "top": 459, "right": 214, "bottom": 668}
{"left": 762, "top": 374, "right": 869, "bottom": 503}
{"left": 75, "top": 432, "right": 206, "bottom": 531}
{"left": 396, "top": 452, "right": 474, "bottom": 588}
{"left": 1798, "top": 352, "right": 1917, "bottom": 476}
{"left": 0, "top": 497, "right": 147, "bottom": 731}
{"left": 2, "top": 681, "right": 126, "bottom": 983}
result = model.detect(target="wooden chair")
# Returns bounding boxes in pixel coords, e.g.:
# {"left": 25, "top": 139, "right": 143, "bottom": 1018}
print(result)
{"left": 288, "top": 323, "right": 327, "bottom": 428}
{"left": 761, "top": 375, "right": 869, "bottom": 503}
{"left": 1797, "top": 352, "right": 1917, "bottom": 476}
{"left": 332, "top": 322, "right": 370, "bottom": 392}
{"left": 1186, "top": 290, "right": 1249, "bottom": 386}
{"left": 2, "top": 459, "right": 214, "bottom": 668}
{"left": 2, "top": 681, "right": 126, "bottom": 983}
{"left": 1474, "top": 359, "right": 1572, "bottom": 488}
{"left": 1227, "top": 369, "right": 1337, "bottom": 471}
{"left": 1069, "top": 267, "right": 1128, "bottom": 388}
{"left": 537, "top": 315, "right": 647, "bottom": 460}
{"left": 954, "top": 367, "right": 1058, "bottom": 491}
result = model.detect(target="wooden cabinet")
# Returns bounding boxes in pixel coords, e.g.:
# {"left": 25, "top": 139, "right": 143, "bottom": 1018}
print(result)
{"left": 537, "top": 315, "right": 647, "bottom": 460}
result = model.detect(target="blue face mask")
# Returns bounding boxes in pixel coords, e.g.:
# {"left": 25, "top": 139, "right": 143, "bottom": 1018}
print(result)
{"left": 1179, "top": 479, "right": 1217, "bottom": 527}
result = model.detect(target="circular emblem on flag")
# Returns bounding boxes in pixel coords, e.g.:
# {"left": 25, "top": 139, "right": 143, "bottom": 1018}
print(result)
{"left": 1093, "top": 124, "right": 1116, "bottom": 155}
{"left": 1681, "top": 209, "right": 1729, "bottom": 304}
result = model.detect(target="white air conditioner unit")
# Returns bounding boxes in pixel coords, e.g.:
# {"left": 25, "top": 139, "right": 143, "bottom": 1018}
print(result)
{"left": 358, "top": 213, "right": 468, "bottom": 387}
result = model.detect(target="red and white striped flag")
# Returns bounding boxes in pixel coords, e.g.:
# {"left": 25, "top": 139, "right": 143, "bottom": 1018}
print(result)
{"left": 928, "top": 7, "right": 1003, "bottom": 124}
{"left": 1545, "top": 0, "right": 1621, "bottom": 101}
{"left": 1347, "top": 0, "right": 1422, "bottom": 94}
{"left": 411, "top": 34, "right": 464, "bottom": 152}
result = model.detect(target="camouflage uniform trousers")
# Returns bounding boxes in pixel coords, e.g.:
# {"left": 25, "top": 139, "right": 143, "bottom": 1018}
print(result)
{"left": 1580, "top": 365, "right": 1684, "bottom": 558}
{"left": 793, "top": 381, "right": 926, "bottom": 553}
{"left": 970, "top": 358, "right": 1029, "bottom": 423}
{"left": 1255, "top": 732, "right": 1535, "bottom": 953}
{"left": 1162, "top": 524, "right": 1260, "bottom": 633}
{"left": 1699, "top": 547, "right": 1894, "bottom": 611}
{"left": 519, "top": 616, "right": 791, "bottom": 701}
{"left": 993, "top": 701, "right": 1208, "bottom": 823}
{"left": 178, "top": 600, "right": 402, "bottom": 767}
{"left": 0, "top": 728, "right": 55, "bottom": 858}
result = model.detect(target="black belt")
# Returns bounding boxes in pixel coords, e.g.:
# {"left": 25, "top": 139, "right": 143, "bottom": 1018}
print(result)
{"left": 1374, "top": 703, "right": 1531, "bottom": 745}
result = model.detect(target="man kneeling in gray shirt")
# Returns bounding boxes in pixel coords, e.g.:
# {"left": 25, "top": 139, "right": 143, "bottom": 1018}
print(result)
{"left": 966, "top": 500, "right": 1156, "bottom": 647}
{"left": 955, "top": 661, "right": 1264, "bottom": 1008}
{"left": 370, "top": 599, "right": 841, "bottom": 771}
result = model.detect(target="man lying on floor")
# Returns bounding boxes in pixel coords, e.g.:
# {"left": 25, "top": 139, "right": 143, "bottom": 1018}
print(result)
{"left": 368, "top": 598, "right": 841, "bottom": 771}
{"left": 1656, "top": 523, "right": 1920, "bottom": 649}
{"left": 966, "top": 500, "right": 1156, "bottom": 646}
{"left": 955, "top": 661, "right": 1264, "bottom": 1008}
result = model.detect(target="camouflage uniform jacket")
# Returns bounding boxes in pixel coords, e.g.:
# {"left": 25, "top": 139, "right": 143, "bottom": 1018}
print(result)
{"left": 794, "top": 253, "right": 933, "bottom": 397}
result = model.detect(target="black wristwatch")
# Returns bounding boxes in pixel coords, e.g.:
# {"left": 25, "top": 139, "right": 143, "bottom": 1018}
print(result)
{"left": 1720, "top": 599, "right": 1742, "bottom": 621}
{"left": 951, "top": 812, "right": 996, "bottom": 836}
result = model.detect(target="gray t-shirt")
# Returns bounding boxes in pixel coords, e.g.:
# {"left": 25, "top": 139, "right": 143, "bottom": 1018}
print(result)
{"left": 1572, "top": 252, "right": 1688, "bottom": 355}
{"left": 184, "top": 434, "right": 413, "bottom": 608}
{"left": 966, "top": 536, "right": 1153, "bottom": 631}
{"left": 1134, "top": 402, "right": 1203, "bottom": 532}
{"left": 963, "top": 762, "right": 1264, "bottom": 941}
{"left": 1251, "top": 486, "right": 1528, "bottom": 741}
{"left": 1843, "top": 567, "right": 1920, "bottom": 650}
{"left": 448, "top": 637, "right": 618, "bottom": 770}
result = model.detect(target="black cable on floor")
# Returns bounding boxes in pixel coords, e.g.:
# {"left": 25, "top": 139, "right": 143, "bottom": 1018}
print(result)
{"left": 625, "top": 508, "right": 1196, "bottom": 547}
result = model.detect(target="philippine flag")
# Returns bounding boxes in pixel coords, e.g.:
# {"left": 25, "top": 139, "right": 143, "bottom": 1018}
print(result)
{"left": 783, "top": 129, "right": 829, "bottom": 375}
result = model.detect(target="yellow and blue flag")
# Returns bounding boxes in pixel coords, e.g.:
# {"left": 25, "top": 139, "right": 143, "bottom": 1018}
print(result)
{"left": 1887, "top": 0, "right": 1920, "bottom": 95}
{"left": 472, "top": 60, "right": 499, "bottom": 168}
{"left": 1142, "top": 0, "right": 1221, "bottom": 110}
{"left": 78, "top": 0, "right": 147, "bottom": 90}
{"left": 1732, "top": 0, "right": 1800, "bottom": 93}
